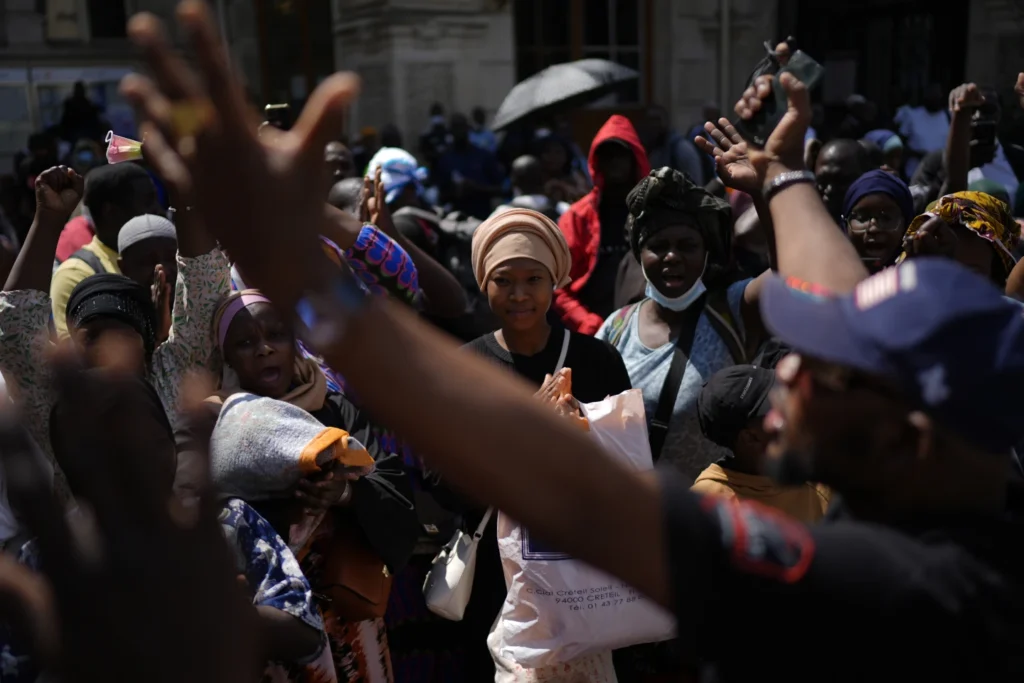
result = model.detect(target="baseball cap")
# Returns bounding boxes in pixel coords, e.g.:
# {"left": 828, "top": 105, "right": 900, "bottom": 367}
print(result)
{"left": 759, "top": 258, "right": 1024, "bottom": 454}
{"left": 697, "top": 365, "right": 776, "bottom": 450}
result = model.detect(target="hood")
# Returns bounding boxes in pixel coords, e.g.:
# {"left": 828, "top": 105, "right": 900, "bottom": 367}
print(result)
{"left": 588, "top": 115, "right": 650, "bottom": 191}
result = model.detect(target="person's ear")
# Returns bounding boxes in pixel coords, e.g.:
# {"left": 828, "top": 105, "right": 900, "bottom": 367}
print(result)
{"left": 907, "top": 411, "right": 935, "bottom": 462}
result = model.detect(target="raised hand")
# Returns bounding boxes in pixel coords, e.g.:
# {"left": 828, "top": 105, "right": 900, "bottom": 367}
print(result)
{"left": 368, "top": 166, "right": 399, "bottom": 237}
{"left": 948, "top": 83, "right": 986, "bottom": 114}
{"left": 733, "top": 71, "right": 811, "bottom": 176}
{"left": 903, "top": 215, "right": 958, "bottom": 259}
{"left": 34, "top": 166, "right": 83, "bottom": 224}
{"left": 1015, "top": 72, "right": 1024, "bottom": 112}
{"left": 151, "top": 264, "right": 172, "bottom": 344}
{"left": 695, "top": 118, "right": 762, "bottom": 195}
{"left": 120, "top": 1, "right": 361, "bottom": 307}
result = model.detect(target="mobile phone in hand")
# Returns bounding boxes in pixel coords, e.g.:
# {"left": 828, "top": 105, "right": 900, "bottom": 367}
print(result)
{"left": 264, "top": 103, "right": 292, "bottom": 131}
{"left": 734, "top": 50, "right": 824, "bottom": 148}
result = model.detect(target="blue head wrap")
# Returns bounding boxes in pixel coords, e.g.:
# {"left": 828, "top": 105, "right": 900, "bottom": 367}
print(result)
{"left": 367, "top": 147, "right": 429, "bottom": 205}
{"left": 862, "top": 129, "right": 903, "bottom": 154}
{"left": 842, "top": 169, "right": 915, "bottom": 230}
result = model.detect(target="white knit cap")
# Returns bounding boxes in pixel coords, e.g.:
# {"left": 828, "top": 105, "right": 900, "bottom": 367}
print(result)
{"left": 117, "top": 214, "right": 177, "bottom": 253}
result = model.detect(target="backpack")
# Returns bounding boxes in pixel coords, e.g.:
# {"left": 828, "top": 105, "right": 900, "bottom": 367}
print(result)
{"left": 606, "top": 288, "right": 749, "bottom": 364}
{"left": 66, "top": 247, "right": 108, "bottom": 275}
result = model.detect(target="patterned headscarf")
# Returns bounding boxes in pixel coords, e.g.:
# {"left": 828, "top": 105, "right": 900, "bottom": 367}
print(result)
{"left": 367, "top": 147, "right": 429, "bottom": 205}
{"left": 900, "top": 191, "right": 1020, "bottom": 275}
{"left": 626, "top": 167, "right": 733, "bottom": 265}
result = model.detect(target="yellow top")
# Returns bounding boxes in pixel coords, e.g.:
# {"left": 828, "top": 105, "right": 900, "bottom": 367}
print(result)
{"left": 50, "top": 235, "right": 120, "bottom": 337}
{"left": 692, "top": 463, "right": 831, "bottom": 524}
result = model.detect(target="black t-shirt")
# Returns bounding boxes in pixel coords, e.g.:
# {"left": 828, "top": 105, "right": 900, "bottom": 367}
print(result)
{"left": 455, "top": 326, "right": 633, "bottom": 679}
{"left": 662, "top": 474, "right": 1024, "bottom": 681}
{"left": 464, "top": 323, "right": 632, "bottom": 402}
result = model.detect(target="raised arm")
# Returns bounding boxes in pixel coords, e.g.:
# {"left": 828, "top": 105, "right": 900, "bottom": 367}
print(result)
{"left": 139, "top": 124, "right": 232, "bottom": 418}
{"left": 733, "top": 72, "right": 868, "bottom": 293}
{"left": 6, "top": 167, "right": 82, "bottom": 294}
{"left": 0, "top": 166, "right": 82, "bottom": 503}
{"left": 365, "top": 168, "right": 467, "bottom": 317}
{"left": 942, "top": 84, "right": 986, "bottom": 196}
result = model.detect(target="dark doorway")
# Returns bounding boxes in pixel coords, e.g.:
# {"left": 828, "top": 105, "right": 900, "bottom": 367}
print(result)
{"left": 778, "top": 0, "right": 969, "bottom": 131}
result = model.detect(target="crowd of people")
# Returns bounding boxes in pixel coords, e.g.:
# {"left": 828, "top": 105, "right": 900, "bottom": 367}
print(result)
{"left": 0, "top": 4, "right": 1020, "bottom": 683}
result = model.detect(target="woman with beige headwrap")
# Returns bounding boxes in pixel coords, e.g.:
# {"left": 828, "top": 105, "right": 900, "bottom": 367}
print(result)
{"left": 456, "top": 207, "right": 632, "bottom": 682}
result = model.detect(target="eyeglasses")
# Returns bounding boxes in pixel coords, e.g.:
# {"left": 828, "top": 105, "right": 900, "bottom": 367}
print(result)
{"left": 846, "top": 209, "right": 904, "bottom": 233}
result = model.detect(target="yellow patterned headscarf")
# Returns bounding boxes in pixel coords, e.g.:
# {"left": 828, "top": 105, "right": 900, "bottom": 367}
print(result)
{"left": 900, "top": 191, "right": 1019, "bottom": 274}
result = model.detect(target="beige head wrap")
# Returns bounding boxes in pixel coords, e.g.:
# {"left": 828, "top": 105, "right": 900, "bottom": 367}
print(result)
{"left": 471, "top": 208, "right": 572, "bottom": 290}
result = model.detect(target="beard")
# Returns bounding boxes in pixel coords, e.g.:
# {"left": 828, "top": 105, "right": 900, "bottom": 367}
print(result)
{"left": 763, "top": 445, "right": 817, "bottom": 486}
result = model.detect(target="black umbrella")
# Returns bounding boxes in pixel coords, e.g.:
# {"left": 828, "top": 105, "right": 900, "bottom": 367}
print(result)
{"left": 491, "top": 58, "right": 639, "bottom": 131}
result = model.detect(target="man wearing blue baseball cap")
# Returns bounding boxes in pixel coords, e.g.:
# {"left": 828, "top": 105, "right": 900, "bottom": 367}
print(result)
{"left": 760, "top": 257, "right": 1024, "bottom": 484}
{"left": 653, "top": 259, "right": 1024, "bottom": 681}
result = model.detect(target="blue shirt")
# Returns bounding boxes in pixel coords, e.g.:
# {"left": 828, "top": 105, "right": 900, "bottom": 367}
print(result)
{"left": 436, "top": 145, "right": 504, "bottom": 219}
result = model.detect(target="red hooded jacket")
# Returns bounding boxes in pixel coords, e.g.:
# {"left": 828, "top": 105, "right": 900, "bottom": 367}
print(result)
{"left": 554, "top": 115, "right": 650, "bottom": 334}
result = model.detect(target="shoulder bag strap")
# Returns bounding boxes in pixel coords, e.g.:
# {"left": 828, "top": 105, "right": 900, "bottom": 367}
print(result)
{"left": 68, "top": 247, "right": 106, "bottom": 275}
{"left": 473, "top": 506, "right": 494, "bottom": 539}
{"left": 650, "top": 294, "right": 707, "bottom": 462}
{"left": 704, "top": 287, "right": 749, "bottom": 363}
{"left": 553, "top": 328, "right": 570, "bottom": 374}
{"left": 608, "top": 302, "right": 642, "bottom": 348}
{"left": 477, "top": 330, "right": 570, "bottom": 528}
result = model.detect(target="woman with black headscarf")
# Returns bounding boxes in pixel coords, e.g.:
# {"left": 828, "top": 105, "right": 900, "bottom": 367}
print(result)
{"left": 596, "top": 167, "right": 771, "bottom": 682}
{"left": 65, "top": 273, "right": 158, "bottom": 372}
{"left": 596, "top": 167, "right": 770, "bottom": 482}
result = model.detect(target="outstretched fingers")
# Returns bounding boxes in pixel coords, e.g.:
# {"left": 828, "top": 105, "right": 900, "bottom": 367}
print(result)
{"left": 705, "top": 121, "right": 732, "bottom": 151}
{"left": 175, "top": 0, "right": 249, "bottom": 133}
{"left": 291, "top": 73, "right": 362, "bottom": 165}
{"left": 718, "top": 118, "right": 744, "bottom": 146}
{"left": 693, "top": 134, "right": 722, "bottom": 158}
{"left": 127, "top": 13, "right": 204, "bottom": 104}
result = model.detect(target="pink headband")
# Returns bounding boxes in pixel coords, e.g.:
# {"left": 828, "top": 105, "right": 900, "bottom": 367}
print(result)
{"left": 218, "top": 293, "right": 272, "bottom": 349}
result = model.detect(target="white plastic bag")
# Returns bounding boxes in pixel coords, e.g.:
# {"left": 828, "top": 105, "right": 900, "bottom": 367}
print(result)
{"left": 490, "top": 389, "right": 676, "bottom": 668}
{"left": 489, "top": 631, "right": 618, "bottom": 683}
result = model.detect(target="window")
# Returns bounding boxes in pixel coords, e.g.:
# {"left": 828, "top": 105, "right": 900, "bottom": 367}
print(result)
{"left": 514, "top": 0, "right": 646, "bottom": 104}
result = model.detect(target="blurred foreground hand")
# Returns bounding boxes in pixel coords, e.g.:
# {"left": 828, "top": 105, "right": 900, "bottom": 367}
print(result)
{"left": 0, "top": 349, "right": 261, "bottom": 683}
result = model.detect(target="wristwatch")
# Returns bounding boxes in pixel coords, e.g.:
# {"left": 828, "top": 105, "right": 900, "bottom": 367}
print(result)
{"left": 763, "top": 169, "right": 817, "bottom": 203}
{"left": 295, "top": 271, "right": 368, "bottom": 352}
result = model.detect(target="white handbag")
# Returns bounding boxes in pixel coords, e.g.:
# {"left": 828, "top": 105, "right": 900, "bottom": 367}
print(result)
{"left": 423, "top": 330, "right": 571, "bottom": 621}
{"left": 423, "top": 506, "right": 494, "bottom": 620}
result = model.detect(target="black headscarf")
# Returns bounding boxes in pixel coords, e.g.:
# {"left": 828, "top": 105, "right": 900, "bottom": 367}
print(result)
{"left": 66, "top": 273, "right": 157, "bottom": 359}
{"left": 626, "top": 167, "right": 734, "bottom": 269}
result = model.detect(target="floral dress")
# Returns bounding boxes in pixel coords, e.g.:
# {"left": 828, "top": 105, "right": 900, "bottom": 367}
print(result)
{"left": 0, "top": 499, "right": 333, "bottom": 683}
{"left": 0, "top": 249, "right": 231, "bottom": 502}
{"left": 219, "top": 498, "right": 338, "bottom": 683}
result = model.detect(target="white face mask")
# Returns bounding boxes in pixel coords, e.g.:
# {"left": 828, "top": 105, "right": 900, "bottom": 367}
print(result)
{"left": 643, "top": 253, "right": 708, "bottom": 312}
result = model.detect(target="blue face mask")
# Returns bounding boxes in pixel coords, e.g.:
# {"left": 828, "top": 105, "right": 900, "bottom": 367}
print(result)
{"left": 643, "top": 254, "right": 708, "bottom": 312}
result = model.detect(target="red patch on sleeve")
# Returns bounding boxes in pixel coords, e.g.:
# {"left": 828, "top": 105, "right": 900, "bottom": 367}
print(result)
{"left": 701, "top": 496, "right": 815, "bottom": 583}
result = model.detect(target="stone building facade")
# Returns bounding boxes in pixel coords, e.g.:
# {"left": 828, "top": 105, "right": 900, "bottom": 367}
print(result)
{"left": 0, "top": 0, "right": 1022, "bottom": 165}
{"left": 331, "top": 0, "right": 780, "bottom": 144}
